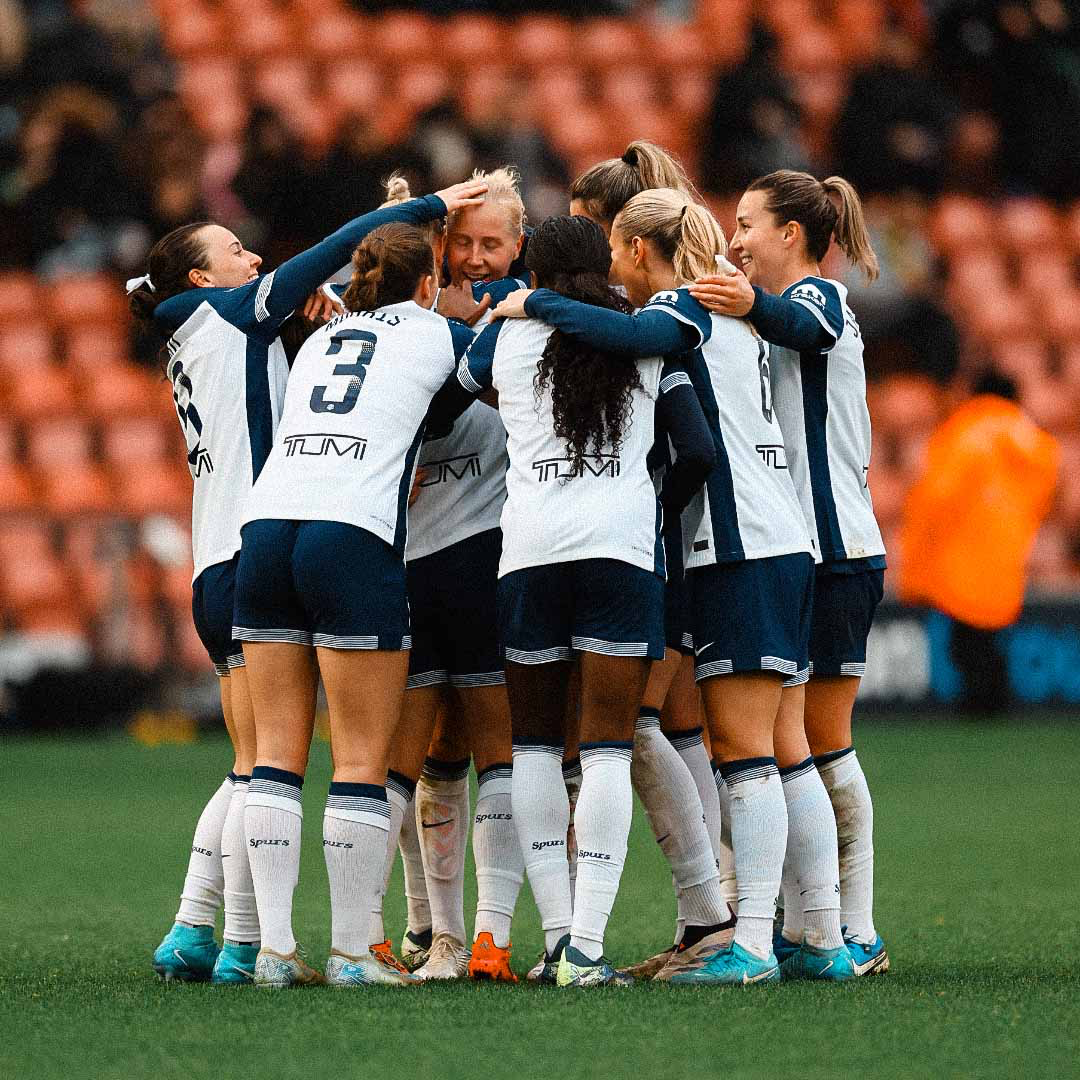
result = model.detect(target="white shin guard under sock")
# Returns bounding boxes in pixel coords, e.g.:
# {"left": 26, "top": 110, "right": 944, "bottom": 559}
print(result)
{"left": 323, "top": 782, "right": 391, "bottom": 957}
{"left": 473, "top": 764, "right": 523, "bottom": 948}
{"left": 570, "top": 742, "right": 634, "bottom": 962}
{"left": 817, "top": 747, "right": 877, "bottom": 943}
{"left": 563, "top": 757, "right": 582, "bottom": 908}
{"left": 714, "top": 767, "right": 738, "bottom": 912}
{"left": 175, "top": 775, "right": 234, "bottom": 927}
{"left": 513, "top": 743, "right": 571, "bottom": 954}
{"left": 633, "top": 710, "right": 727, "bottom": 932}
{"left": 245, "top": 768, "right": 304, "bottom": 956}
{"left": 398, "top": 791, "right": 430, "bottom": 934}
{"left": 781, "top": 758, "right": 843, "bottom": 949}
{"left": 721, "top": 757, "right": 787, "bottom": 961}
{"left": 417, "top": 760, "right": 470, "bottom": 944}
{"left": 221, "top": 775, "right": 260, "bottom": 944}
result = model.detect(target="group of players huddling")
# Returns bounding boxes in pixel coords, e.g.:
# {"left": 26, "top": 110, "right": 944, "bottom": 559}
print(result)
{"left": 133, "top": 139, "right": 889, "bottom": 989}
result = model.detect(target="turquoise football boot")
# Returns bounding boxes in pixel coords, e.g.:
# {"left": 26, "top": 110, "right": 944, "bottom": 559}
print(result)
{"left": 211, "top": 942, "right": 259, "bottom": 985}
{"left": 780, "top": 942, "right": 855, "bottom": 981}
{"left": 845, "top": 933, "right": 890, "bottom": 976}
{"left": 773, "top": 928, "right": 800, "bottom": 965}
{"left": 152, "top": 923, "right": 219, "bottom": 982}
{"left": 556, "top": 944, "right": 634, "bottom": 988}
{"left": 669, "top": 941, "right": 780, "bottom": 986}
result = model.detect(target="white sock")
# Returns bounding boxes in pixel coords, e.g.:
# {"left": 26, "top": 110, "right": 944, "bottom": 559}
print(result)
{"left": 323, "top": 782, "right": 391, "bottom": 957}
{"left": 398, "top": 791, "right": 430, "bottom": 934}
{"left": 671, "top": 727, "right": 724, "bottom": 867}
{"left": 473, "top": 764, "right": 523, "bottom": 948}
{"left": 817, "top": 747, "right": 877, "bottom": 943}
{"left": 245, "top": 767, "right": 304, "bottom": 956}
{"left": 632, "top": 710, "right": 727, "bottom": 930}
{"left": 368, "top": 771, "right": 413, "bottom": 945}
{"left": 417, "top": 758, "right": 470, "bottom": 944}
{"left": 713, "top": 764, "right": 738, "bottom": 912}
{"left": 570, "top": 742, "right": 634, "bottom": 962}
{"left": 175, "top": 775, "right": 233, "bottom": 927}
{"left": 512, "top": 742, "right": 571, "bottom": 954}
{"left": 721, "top": 757, "right": 787, "bottom": 961}
{"left": 221, "top": 774, "right": 260, "bottom": 944}
{"left": 563, "top": 757, "right": 582, "bottom": 907}
{"left": 781, "top": 757, "right": 843, "bottom": 949}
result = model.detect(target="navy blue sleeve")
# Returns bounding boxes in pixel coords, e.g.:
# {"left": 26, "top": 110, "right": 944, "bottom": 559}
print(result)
{"left": 447, "top": 318, "right": 475, "bottom": 362}
{"left": 522, "top": 290, "right": 701, "bottom": 357}
{"left": 474, "top": 277, "right": 528, "bottom": 305}
{"left": 754, "top": 277, "right": 843, "bottom": 352}
{"left": 656, "top": 360, "right": 716, "bottom": 516}
{"left": 458, "top": 319, "right": 502, "bottom": 394}
{"left": 156, "top": 196, "right": 447, "bottom": 339}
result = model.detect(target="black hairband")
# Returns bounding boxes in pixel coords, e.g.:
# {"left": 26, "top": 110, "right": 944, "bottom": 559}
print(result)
{"left": 621, "top": 151, "right": 637, "bottom": 166}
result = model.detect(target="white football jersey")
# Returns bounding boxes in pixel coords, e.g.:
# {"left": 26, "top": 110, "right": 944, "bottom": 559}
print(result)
{"left": 164, "top": 299, "right": 289, "bottom": 581}
{"left": 769, "top": 276, "right": 885, "bottom": 564}
{"left": 637, "top": 290, "right": 812, "bottom": 569}
{"left": 458, "top": 318, "right": 664, "bottom": 578}
{"left": 245, "top": 302, "right": 471, "bottom": 554}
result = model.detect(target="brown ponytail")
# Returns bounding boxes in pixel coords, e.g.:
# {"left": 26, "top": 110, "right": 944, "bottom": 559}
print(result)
{"left": 748, "top": 170, "right": 879, "bottom": 281}
{"left": 571, "top": 140, "right": 700, "bottom": 228}
{"left": 342, "top": 223, "right": 436, "bottom": 312}
{"left": 129, "top": 220, "right": 213, "bottom": 366}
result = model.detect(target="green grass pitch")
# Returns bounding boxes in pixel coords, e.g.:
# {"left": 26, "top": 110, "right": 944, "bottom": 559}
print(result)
{"left": 3, "top": 718, "right": 1079, "bottom": 1080}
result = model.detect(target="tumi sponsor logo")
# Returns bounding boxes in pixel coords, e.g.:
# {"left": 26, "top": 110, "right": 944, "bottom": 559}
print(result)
{"left": 421, "top": 453, "right": 481, "bottom": 486}
{"left": 531, "top": 838, "right": 564, "bottom": 851}
{"left": 755, "top": 444, "right": 787, "bottom": 469}
{"left": 249, "top": 838, "right": 290, "bottom": 848}
{"left": 532, "top": 454, "right": 620, "bottom": 483}
{"left": 284, "top": 433, "right": 367, "bottom": 460}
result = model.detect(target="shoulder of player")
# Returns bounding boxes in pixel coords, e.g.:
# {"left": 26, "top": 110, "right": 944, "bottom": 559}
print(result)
{"left": 783, "top": 275, "right": 843, "bottom": 313}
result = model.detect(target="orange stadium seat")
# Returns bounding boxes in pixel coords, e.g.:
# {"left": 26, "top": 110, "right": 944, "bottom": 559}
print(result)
{"left": 0, "top": 326, "right": 55, "bottom": 370}
{"left": 13, "top": 604, "right": 89, "bottom": 639}
{"left": 324, "top": 60, "right": 384, "bottom": 117}
{"left": 965, "top": 293, "right": 1033, "bottom": 344}
{"left": 873, "top": 373, "right": 943, "bottom": 437}
{"left": 304, "top": 9, "right": 368, "bottom": 60}
{"left": 47, "top": 276, "right": 127, "bottom": 327}
{"left": 6, "top": 367, "right": 77, "bottom": 421}
{"left": 80, "top": 363, "right": 166, "bottom": 420}
{"left": 0, "top": 517, "right": 55, "bottom": 564}
{"left": 444, "top": 14, "right": 509, "bottom": 64}
{"left": 0, "top": 417, "right": 19, "bottom": 462}
{"left": 833, "top": 0, "right": 886, "bottom": 63}
{"left": 512, "top": 16, "right": 576, "bottom": 71}
{"left": 111, "top": 462, "right": 192, "bottom": 519}
{"left": 781, "top": 22, "right": 846, "bottom": 74}
{"left": 178, "top": 56, "right": 243, "bottom": 106}
{"left": 63, "top": 324, "right": 131, "bottom": 373}
{"left": 24, "top": 417, "right": 94, "bottom": 467}
{"left": 1066, "top": 201, "right": 1080, "bottom": 253}
{"left": 1018, "top": 253, "right": 1075, "bottom": 301}
{"left": 928, "top": 196, "right": 995, "bottom": 255}
{"left": 122, "top": 600, "right": 168, "bottom": 672}
{"left": 396, "top": 64, "right": 452, "bottom": 114}
{"left": 37, "top": 463, "right": 114, "bottom": 516}
{"left": 372, "top": 11, "right": 437, "bottom": 63}
{"left": 1019, "top": 378, "right": 1076, "bottom": 435}
{"left": 160, "top": 560, "right": 196, "bottom": 609}
{"left": 528, "top": 67, "right": 588, "bottom": 121}
{"left": 1040, "top": 290, "right": 1080, "bottom": 344}
{"left": 160, "top": 6, "right": 225, "bottom": 58}
{"left": 0, "top": 547, "right": 72, "bottom": 613}
{"left": 458, "top": 65, "right": 515, "bottom": 127}
{"left": 0, "top": 464, "right": 37, "bottom": 512}
{"left": 865, "top": 461, "right": 906, "bottom": 529}
{"left": 193, "top": 94, "right": 249, "bottom": 141}
{"left": 253, "top": 57, "right": 315, "bottom": 109}
{"left": 0, "top": 273, "right": 40, "bottom": 325}
{"left": 232, "top": 8, "right": 293, "bottom": 58}
{"left": 599, "top": 69, "right": 661, "bottom": 113}
{"left": 579, "top": 19, "right": 644, "bottom": 70}
{"left": 101, "top": 416, "right": 174, "bottom": 466}
{"left": 991, "top": 339, "right": 1049, "bottom": 381}
{"left": 1060, "top": 343, "right": 1080, "bottom": 390}
{"left": 999, "top": 198, "right": 1062, "bottom": 254}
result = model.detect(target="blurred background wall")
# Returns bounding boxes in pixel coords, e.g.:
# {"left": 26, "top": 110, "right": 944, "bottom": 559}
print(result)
{"left": 1, "top": 0, "right": 1078, "bottom": 726}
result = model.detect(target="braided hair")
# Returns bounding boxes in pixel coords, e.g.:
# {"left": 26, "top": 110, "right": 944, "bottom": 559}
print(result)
{"left": 527, "top": 215, "right": 642, "bottom": 477}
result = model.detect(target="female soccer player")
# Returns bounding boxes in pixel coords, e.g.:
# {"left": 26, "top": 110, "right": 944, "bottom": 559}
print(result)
{"left": 689, "top": 170, "right": 888, "bottom": 977}
{"left": 233, "top": 217, "right": 485, "bottom": 988}
{"left": 450, "top": 214, "right": 716, "bottom": 987}
{"left": 135, "top": 179, "right": 483, "bottom": 984}
{"left": 493, "top": 189, "right": 821, "bottom": 985}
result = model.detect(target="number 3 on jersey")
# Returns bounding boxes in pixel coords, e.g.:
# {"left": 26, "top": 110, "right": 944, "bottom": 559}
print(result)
{"left": 310, "top": 329, "right": 377, "bottom": 415}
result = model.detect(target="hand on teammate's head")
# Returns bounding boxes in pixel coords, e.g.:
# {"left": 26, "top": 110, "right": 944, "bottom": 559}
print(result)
{"left": 435, "top": 179, "right": 489, "bottom": 213}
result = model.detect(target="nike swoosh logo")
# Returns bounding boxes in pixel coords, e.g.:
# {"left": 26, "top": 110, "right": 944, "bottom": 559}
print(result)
{"left": 221, "top": 854, "right": 232, "bottom": 858}
{"left": 820, "top": 960, "right": 834, "bottom": 974}
{"left": 656, "top": 834, "right": 671, "bottom": 845}
{"left": 422, "top": 818, "right": 453, "bottom": 829}
{"left": 694, "top": 641, "right": 714, "bottom": 657}
{"left": 172, "top": 950, "right": 189, "bottom": 967}
{"left": 742, "top": 966, "right": 777, "bottom": 984}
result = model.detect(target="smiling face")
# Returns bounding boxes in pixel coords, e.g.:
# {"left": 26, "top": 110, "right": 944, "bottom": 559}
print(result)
{"left": 189, "top": 224, "right": 262, "bottom": 288}
{"left": 445, "top": 201, "right": 522, "bottom": 285}
{"left": 729, "top": 188, "right": 796, "bottom": 294}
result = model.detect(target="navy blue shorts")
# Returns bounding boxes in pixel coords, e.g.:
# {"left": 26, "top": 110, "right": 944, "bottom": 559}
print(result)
{"left": 233, "top": 519, "right": 410, "bottom": 650}
{"left": 498, "top": 558, "right": 665, "bottom": 664}
{"left": 191, "top": 556, "right": 244, "bottom": 676}
{"left": 407, "top": 528, "right": 504, "bottom": 690}
{"left": 809, "top": 567, "right": 884, "bottom": 677}
{"left": 688, "top": 552, "right": 814, "bottom": 682}
{"left": 663, "top": 529, "right": 693, "bottom": 656}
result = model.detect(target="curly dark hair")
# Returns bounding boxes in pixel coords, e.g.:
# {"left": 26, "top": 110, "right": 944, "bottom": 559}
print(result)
{"left": 526, "top": 215, "right": 641, "bottom": 477}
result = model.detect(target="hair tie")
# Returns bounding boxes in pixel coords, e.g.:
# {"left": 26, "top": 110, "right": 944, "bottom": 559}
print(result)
{"left": 126, "top": 274, "right": 154, "bottom": 294}
{"left": 680, "top": 204, "right": 688, "bottom": 220}
{"left": 621, "top": 149, "right": 637, "bottom": 166}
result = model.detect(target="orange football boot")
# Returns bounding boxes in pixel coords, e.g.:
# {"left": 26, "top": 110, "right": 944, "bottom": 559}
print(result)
{"left": 468, "top": 932, "right": 518, "bottom": 983}
{"left": 371, "top": 938, "right": 411, "bottom": 975}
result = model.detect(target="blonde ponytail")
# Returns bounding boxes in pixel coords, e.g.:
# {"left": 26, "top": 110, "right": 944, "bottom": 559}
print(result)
{"left": 614, "top": 188, "right": 728, "bottom": 285}
{"left": 821, "top": 176, "right": 879, "bottom": 282}
{"left": 378, "top": 172, "right": 413, "bottom": 208}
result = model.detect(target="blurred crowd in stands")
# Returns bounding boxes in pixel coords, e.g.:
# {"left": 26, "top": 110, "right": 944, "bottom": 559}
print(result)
{"left": 1, "top": 0, "right": 1079, "bottom": 693}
